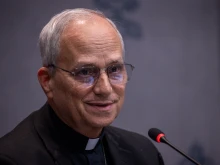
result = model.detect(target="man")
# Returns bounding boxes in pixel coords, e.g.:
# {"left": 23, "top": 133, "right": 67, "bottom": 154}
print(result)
{"left": 0, "top": 8, "right": 164, "bottom": 165}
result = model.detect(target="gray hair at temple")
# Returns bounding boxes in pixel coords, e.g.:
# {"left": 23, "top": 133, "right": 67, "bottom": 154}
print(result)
{"left": 39, "top": 8, "right": 125, "bottom": 67}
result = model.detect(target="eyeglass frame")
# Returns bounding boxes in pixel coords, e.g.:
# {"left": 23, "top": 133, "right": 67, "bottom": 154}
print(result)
{"left": 47, "top": 63, "right": 135, "bottom": 86}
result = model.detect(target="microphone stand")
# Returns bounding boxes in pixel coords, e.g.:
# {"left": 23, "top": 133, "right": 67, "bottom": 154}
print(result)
{"left": 161, "top": 137, "right": 201, "bottom": 165}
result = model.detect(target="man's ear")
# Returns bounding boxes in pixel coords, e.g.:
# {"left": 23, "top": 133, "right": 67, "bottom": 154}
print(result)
{"left": 37, "top": 67, "right": 53, "bottom": 98}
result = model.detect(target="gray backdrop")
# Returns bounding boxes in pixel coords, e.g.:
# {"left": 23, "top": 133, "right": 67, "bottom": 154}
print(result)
{"left": 0, "top": 0, "right": 219, "bottom": 165}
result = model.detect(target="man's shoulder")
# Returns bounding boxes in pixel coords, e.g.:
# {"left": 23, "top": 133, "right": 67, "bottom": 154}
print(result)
{"left": 105, "top": 126, "right": 164, "bottom": 165}
{"left": 105, "top": 126, "right": 154, "bottom": 146}
{"left": 0, "top": 110, "right": 40, "bottom": 153}
{"left": 106, "top": 126, "right": 148, "bottom": 139}
{"left": 0, "top": 107, "right": 53, "bottom": 165}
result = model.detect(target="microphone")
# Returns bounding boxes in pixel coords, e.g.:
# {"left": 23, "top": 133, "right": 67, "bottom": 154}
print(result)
{"left": 148, "top": 128, "right": 201, "bottom": 165}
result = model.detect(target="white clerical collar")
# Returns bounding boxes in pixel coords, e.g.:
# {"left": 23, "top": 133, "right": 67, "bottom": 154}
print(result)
{"left": 85, "top": 138, "right": 100, "bottom": 150}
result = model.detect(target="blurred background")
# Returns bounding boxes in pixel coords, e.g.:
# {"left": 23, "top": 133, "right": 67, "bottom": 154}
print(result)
{"left": 0, "top": 0, "right": 219, "bottom": 164}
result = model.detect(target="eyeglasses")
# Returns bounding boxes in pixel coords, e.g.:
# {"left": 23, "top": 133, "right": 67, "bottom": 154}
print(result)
{"left": 48, "top": 63, "right": 134, "bottom": 87}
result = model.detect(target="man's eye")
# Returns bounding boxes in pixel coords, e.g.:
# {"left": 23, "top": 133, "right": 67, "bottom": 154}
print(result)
{"left": 109, "top": 65, "right": 123, "bottom": 73}
{"left": 76, "top": 67, "right": 95, "bottom": 77}
{"left": 80, "top": 69, "right": 89, "bottom": 75}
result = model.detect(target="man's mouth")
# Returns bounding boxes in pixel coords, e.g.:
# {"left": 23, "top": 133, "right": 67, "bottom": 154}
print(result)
{"left": 85, "top": 100, "right": 117, "bottom": 111}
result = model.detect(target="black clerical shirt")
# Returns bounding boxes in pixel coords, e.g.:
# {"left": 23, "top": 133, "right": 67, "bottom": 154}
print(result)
{"left": 48, "top": 105, "right": 107, "bottom": 165}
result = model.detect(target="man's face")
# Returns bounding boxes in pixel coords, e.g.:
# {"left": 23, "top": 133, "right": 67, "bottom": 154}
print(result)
{"left": 48, "top": 18, "right": 125, "bottom": 136}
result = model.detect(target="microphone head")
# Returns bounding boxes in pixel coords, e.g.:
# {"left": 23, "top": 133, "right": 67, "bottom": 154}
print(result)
{"left": 148, "top": 128, "right": 165, "bottom": 143}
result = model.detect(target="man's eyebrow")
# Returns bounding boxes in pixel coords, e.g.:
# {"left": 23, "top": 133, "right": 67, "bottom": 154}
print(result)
{"left": 111, "top": 59, "right": 123, "bottom": 63}
{"left": 108, "top": 59, "right": 124, "bottom": 65}
{"left": 74, "top": 59, "right": 123, "bottom": 66}
{"left": 70, "top": 63, "right": 94, "bottom": 70}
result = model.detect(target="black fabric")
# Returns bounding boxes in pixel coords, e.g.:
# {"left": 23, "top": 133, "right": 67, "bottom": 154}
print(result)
{"left": 0, "top": 103, "right": 164, "bottom": 165}
{"left": 41, "top": 104, "right": 106, "bottom": 165}
{"left": 85, "top": 141, "right": 106, "bottom": 165}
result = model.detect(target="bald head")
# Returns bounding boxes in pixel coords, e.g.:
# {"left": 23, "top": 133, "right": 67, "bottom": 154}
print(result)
{"left": 39, "top": 8, "right": 124, "bottom": 67}
{"left": 60, "top": 14, "right": 122, "bottom": 58}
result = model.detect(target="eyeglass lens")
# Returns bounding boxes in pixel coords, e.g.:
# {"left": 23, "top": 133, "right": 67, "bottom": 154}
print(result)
{"left": 73, "top": 64, "right": 132, "bottom": 87}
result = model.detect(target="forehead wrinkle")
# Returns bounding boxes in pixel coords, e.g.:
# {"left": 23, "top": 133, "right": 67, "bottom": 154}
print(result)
{"left": 76, "top": 53, "right": 123, "bottom": 64}
{"left": 78, "top": 37, "right": 121, "bottom": 54}
{"left": 61, "top": 31, "right": 122, "bottom": 60}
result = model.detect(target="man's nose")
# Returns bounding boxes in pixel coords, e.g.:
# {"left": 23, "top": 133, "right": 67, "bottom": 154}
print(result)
{"left": 93, "top": 72, "right": 112, "bottom": 96}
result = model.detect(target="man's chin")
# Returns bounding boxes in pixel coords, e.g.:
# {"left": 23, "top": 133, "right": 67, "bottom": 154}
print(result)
{"left": 88, "top": 117, "right": 115, "bottom": 128}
